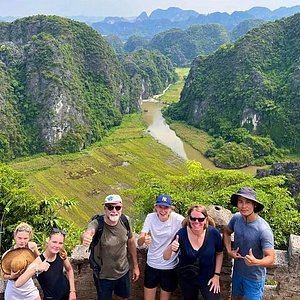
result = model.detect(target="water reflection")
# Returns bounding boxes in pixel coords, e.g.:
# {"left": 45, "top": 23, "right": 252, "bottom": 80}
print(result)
{"left": 142, "top": 100, "right": 258, "bottom": 174}
{"left": 142, "top": 100, "right": 217, "bottom": 169}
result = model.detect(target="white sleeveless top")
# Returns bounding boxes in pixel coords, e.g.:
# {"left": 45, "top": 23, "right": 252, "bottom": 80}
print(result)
{"left": 5, "top": 278, "right": 39, "bottom": 300}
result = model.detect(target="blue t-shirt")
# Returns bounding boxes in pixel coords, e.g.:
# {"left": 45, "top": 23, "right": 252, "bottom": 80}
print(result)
{"left": 228, "top": 212, "right": 274, "bottom": 281}
{"left": 176, "top": 225, "right": 223, "bottom": 285}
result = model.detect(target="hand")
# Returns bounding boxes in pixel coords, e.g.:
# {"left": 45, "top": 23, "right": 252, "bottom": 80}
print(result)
{"left": 82, "top": 228, "right": 95, "bottom": 247}
{"left": 9, "top": 269, "right": 21, "bottom": 280}
{"left": 132, "top": 265, "right": 140, "bottom": 282}
{"left": 208, "top": 275, "right": 220, "bottom": 294}
{"left": 38, "top": 259, "right": 50, "bottom": 273}
{"left": 144, "top": 233, "right": 152, "bottom": 246}
{"left": 69, "top": 291, "right": 76, "bottom": 300}
{"left": 244, "top": 248, "right": 257, "bottom": 266}
{"left": 171, "top": 235, "right": 180, "bottom": 252}
{"left": 229, "top": 247, "right": 244, "bottom": 259}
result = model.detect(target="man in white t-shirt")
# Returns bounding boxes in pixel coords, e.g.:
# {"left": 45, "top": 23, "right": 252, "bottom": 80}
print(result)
{"left": 138, "top": 194, "right": 184, "bottom": 300}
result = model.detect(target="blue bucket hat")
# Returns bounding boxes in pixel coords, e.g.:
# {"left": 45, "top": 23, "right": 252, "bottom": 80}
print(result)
{"left": 230, "top": 187, "right": 264, "bottom": 213}
{"left": 156, "top": 194, "right": 172, "bottom": 207}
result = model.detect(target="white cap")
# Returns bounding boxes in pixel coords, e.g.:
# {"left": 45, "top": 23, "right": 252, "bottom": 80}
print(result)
{"left": 104, "top": 194, "right": 123, "bottom": 204}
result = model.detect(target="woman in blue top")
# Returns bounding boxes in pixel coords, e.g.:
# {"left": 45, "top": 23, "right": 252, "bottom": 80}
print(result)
{"left": 164, "top": 205, "right": 223, "bottom": 300}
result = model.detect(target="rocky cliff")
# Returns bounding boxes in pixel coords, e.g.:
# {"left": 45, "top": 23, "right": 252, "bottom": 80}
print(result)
{"left": 0, "top": 15, "right": 138, "bottom": 159}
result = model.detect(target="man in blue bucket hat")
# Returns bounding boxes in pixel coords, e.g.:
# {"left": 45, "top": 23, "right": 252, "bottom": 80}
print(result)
{"left": 223, "top": 187, "right": 275, "bottom": 300}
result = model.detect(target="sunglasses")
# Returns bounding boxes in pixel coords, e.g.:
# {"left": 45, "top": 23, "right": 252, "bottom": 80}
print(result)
{"left": 105, "top": 204, "right": 122, "bottom": 211}
{"left": 189, "top": 216, "right": 206, "bottom": 222}
{"left": 51, "top": 228, "right": 66, "bottom": 236}
{"left": 16, "top": 226, "right": 32, "bottom": 233}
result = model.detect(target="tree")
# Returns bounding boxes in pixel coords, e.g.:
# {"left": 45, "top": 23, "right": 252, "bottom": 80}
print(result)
{"left": 125, "top": 161, "right": 300, "bottom": 249}
{"left": 0, "top": 165, "right": 79, "bottom": 254}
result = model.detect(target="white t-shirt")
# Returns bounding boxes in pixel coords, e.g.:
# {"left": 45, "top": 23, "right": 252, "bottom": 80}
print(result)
{"left": 141, "top": 211, "right": 184, "bottom": 269}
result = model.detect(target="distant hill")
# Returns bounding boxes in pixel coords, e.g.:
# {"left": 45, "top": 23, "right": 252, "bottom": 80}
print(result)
{"left": 166, "top": 13, "right": 300, "bottom": 153}
{"left": 92, "top": 5, "right": 300, "bottom": 40}
{"left": 148, "top": 24, "right": 230, "bottom": 66}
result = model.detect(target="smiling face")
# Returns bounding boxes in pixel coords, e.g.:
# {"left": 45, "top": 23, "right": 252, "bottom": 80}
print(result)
{"left": 104, "top": 203, "right": 123, "bottom": 224}
{"left": 47, "top": 233, "right": 64, "bottom": 254}
{"left": 155, "top": 205, "right": 172, "bottom": 222}
{"left": 237, "top": 196, "right": 256, "bottom": 217}
{"left": 189, "top": 209, "right": 207, "bottom": 231}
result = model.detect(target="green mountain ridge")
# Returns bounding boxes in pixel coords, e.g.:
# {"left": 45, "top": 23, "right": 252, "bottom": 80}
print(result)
{"left": 167, "top": 13, "right": 300, "bottom": 153}
{"left": 0, "top": 15, "right": 176, "bottom": 161}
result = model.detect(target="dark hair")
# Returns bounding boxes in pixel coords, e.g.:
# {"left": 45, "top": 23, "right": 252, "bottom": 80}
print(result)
{"left": 49, "top": 228, "right": 66, "bottom": 237}
{"left": 183, "top": 205, "right": 215, "bottom": 229}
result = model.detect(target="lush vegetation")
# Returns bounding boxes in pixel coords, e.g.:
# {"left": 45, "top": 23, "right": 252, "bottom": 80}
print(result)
{"left": 126, "top": 161, "right": 300, "bottom": 249}
{"left": 0, "top": 16, "right": 177, "bottom": 162}
{"left": 148, "top": 24, "right": 230, "bottom": 66}
{"left": 166, "top": 13, "right": 300, "bottom": 167}
{"left": 0, "top": 165, "right": 79, "bottom": 254}
{"left": 122, "top": 49, "right": 178, "bottom": 100}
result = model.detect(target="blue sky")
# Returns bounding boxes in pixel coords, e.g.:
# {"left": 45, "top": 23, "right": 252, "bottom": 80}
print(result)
{"left": 0, "top": 0, "right": 299, "bottom": 17}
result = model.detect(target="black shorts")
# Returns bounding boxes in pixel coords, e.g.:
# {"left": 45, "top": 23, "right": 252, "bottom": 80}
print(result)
{"left": 144, "top": 263, "right": 178, "bottom": 292}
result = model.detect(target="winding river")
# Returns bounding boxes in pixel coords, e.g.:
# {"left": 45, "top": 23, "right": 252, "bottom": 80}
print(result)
{"left": 142, "top": 100, "right": 258, "bottom": 175}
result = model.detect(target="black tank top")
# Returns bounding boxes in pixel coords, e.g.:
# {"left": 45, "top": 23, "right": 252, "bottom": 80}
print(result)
{"left": 37, "top": 254, "right": 69, "bottom": 300}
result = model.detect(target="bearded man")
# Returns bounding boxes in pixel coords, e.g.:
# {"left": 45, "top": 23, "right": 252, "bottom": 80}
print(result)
{"left": 82, "top": 194, "right": 140, "bottom": 300}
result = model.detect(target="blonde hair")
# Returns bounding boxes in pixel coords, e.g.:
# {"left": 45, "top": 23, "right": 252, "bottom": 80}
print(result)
{"left": 14, "top": 223, "right": 33, "bottom": 240}
{"left": 183, "top": 205, "right": 215, "bottom": 229}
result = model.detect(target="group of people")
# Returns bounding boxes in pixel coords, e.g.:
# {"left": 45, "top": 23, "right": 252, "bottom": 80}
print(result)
{"left": 1, "top": 186, "right": 275, "bottom": 300}
{"left": 81, "top": 187, "right": 275, "bottom": 300}
{"left": 1, "top": 223, "right": 75, "bottom": 300}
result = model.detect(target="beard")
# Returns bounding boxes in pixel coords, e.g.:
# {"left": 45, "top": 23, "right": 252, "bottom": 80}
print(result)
{"left": 108, "top": 214, "right": 120, "bottom": 222}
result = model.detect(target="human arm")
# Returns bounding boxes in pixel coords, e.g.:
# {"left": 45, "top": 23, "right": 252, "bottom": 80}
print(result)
{"left": 81, "top": 220, "right": 97, "bottom": 247}
{"left": 63, "top": 258, "right": 76, "bottom": 300}
{"left": 137, "top": 232, "right": 152, "bottom": 247}
{"left": 28, "top": 241, "right": 40, "bottom": 256}
{"left": 15, "top": 257, "right": 50, "bottom": 288}
{"left": 223, "top": 225, "right": 243, "bottom": 259}
{"left": 208, "top": 251, "right": 223, "bottom": 293}
{"left": 127, "top": 236, "right": 140, "bottom": 282}
{"left": 244, "top": 248, "right": 275, "bottom": 267}
{"left": 163, "top": 234, "right": 179, "bottom": 260}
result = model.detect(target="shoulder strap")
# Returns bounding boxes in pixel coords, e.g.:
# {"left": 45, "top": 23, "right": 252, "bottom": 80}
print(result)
{"left": 88, "top": 213, "right": 130, "bottom": 273}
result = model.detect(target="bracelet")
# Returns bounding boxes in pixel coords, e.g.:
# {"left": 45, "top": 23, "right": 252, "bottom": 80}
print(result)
{"left": 214, "top": 272, "right": 221, "bottom": 276}
{"left": 70, "top": 290, "right": 76, "bottom": 293}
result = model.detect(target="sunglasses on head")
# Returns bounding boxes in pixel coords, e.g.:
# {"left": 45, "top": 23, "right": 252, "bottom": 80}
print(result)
{"left": 189, "top": 216, "right": 206, "bottom": 222}
{"left": 51, "top": 228, "right": 66, "bottom": 236}
{"left": 105, "top": 204, "right": 122, "bottom": 211}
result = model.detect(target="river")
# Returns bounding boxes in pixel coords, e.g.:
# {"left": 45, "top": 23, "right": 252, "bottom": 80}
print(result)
{"left": 142, "top": 100, "right": 258, "bottom": 175}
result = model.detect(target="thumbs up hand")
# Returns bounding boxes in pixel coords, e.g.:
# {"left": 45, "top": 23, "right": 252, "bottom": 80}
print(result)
{"left": 171, "top": 235, "right": 180, "bottom": 252}
{"left": 244, "top": 248, "right": 257, "bottom": 266}
{"left": 82, "top": 228, "right": 95, "bottom": 247}
{"left": 144, "top": 232, "right": 152, "bottom": 246}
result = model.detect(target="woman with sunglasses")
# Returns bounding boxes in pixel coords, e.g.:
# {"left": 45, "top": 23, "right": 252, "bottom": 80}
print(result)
{"left": 15, "top": 228, "right": 76, "bottom": 300}
{"left": 137, "top": 194, "right": 184, "bottom": 300}
{"left": 163, "top": 205, "right": 223, "bottom": 300}
{"left": 2, "top": 222, "right": 41, "bottom": 300}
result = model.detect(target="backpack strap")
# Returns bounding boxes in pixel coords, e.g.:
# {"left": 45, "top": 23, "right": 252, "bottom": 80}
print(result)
{"left": 88, "top": 213, "right": 131, "bottom": 277}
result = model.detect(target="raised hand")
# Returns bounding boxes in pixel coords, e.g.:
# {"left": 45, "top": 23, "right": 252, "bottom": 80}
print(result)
{"left": 82, "top": 228, "right": 95, "bottom": 247}
{"left": 229, "top": 246, "right": 244, "bottom": 259}
{"left": 171, "top": 235, "right": 180, "bottom": 252}
{"left": 244, "top": 248, "right": 257, "bottom": 266}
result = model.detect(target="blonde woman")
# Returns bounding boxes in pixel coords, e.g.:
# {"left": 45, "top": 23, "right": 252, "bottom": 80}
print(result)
{"left": 16, "top": 228, "right": 76, "bottom": 300}
{"left": 2, "top": 222, "right": 41, "bottom": 300}
{"left": 163, "top": 205, "right": 223, "bottom": 300}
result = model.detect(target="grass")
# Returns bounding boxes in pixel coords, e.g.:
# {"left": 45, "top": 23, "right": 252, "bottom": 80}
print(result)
{"left": 159, "top": 68, "right": 190, "bottom": 103}
{"left": 10, "top": 113, "right": 187, "bottom": 228}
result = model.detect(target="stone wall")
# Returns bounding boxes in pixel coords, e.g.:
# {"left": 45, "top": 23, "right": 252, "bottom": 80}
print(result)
{"left": 1, "top": 206, "right": 300, "bottom": 299}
